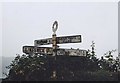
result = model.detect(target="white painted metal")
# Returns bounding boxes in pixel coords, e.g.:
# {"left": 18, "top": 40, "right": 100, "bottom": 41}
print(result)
{"left": 23, "top": 46, "right": 86, "bottom": 56}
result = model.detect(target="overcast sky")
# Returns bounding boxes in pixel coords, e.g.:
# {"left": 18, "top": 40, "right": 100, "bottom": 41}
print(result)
{"left": 1, "top": 2, "right": 118, "bottom": 58}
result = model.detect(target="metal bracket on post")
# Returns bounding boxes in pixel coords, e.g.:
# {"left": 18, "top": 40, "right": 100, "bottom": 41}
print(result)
{"left": 34, "top": 40, "right": 38, "bottom": 55}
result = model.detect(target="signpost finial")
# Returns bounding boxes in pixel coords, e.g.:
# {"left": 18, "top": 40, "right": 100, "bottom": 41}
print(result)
{"left": 52, "top": 21, "right": 58, "bottom": 34}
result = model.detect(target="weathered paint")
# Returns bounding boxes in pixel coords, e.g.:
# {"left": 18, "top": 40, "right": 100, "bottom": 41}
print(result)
{"left": 23, "top": 46, "right": 86, "bottom": 56}
{"left": 34, "top": 35, "right": 81, "bottom": 46}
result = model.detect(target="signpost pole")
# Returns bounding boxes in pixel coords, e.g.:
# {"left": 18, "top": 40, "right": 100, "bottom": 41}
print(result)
{"left": 51, "top": 21, "right": 58, "bottom": 80}
{"left": 52, "top": 34, "right": 57, "bottom": 56}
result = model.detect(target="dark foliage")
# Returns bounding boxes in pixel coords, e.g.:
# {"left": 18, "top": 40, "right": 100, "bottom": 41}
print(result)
{"left": 3, "top": 54, "right": 119, "bottom": 81}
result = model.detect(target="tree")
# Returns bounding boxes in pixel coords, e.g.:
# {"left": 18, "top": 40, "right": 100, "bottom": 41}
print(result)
{"left": 87, "top": 41, "right": 98, "bottom": 62}
{"left": 101, "top": 49, "right": 119, "bottom": 72}
{"left": 86, "top": 41, "right": 100, "bottom": 71}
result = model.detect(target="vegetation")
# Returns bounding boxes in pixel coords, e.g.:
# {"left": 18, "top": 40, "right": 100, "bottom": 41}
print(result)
{"left": 3, "top": 41, "right": 119, "bottom": 81}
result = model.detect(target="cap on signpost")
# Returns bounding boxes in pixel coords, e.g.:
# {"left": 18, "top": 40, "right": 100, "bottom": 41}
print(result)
{"left": 52, "top": 21, "right": 58, "bottom": 34}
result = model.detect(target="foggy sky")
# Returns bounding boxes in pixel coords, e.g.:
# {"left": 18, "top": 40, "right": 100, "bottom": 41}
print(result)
{"left": 1, "top": 2, "right": 118, "bottom": 58}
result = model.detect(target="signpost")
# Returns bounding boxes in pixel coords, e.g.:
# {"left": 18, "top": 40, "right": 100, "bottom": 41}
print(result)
{"left": 23, "top": 21, "right": 85, "bottom": 56}
{"left": 34, "top": 35, "right": 81, "bottom": 46}
{"left": 23, "top": 46, "right": 86, "bottom": 56}
{"left": 22, "top": 21, "right": 87, "bottom": 80}
{"left": 34, "top": 38, "right": 52, "bottom": 46}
